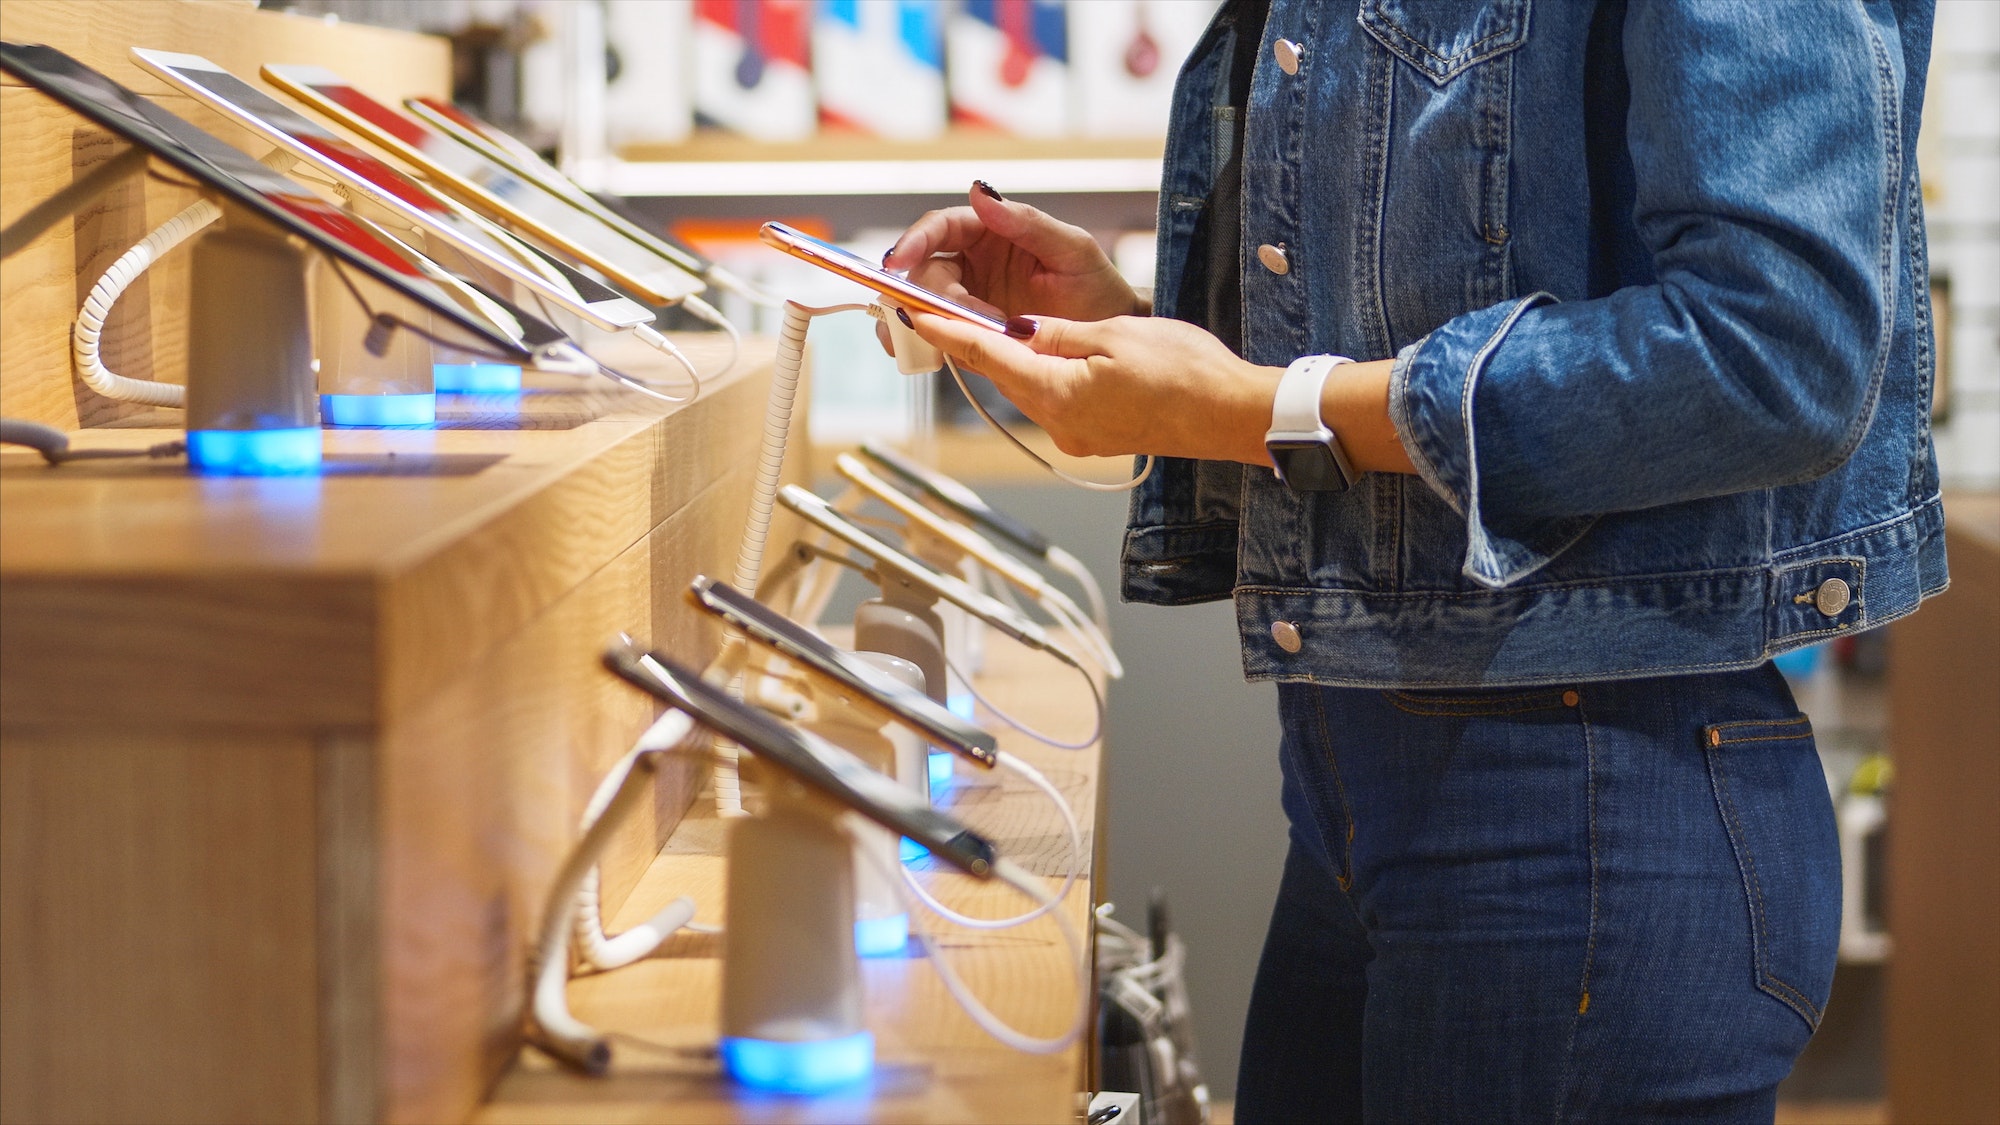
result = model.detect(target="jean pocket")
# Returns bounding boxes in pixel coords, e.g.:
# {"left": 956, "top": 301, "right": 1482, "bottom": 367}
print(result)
{"left": 1280, "top": 687, "right": 1358, "bottom": 890}
{"left": 1702, "top": 715, "right": 1841, "bottom": 1030}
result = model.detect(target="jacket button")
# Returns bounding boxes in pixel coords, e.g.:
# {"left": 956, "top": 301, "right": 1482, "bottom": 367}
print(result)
{"left": 1256, "top": 243, "right": 1290, "bottom": 274}
{"left": 1274, "top": 39, "right": 1303, "bottom": 75}
{"left": 1814, "top": 577, "right": 1851, "bottom": 617}
{"left": 1271, "top": 621, "right": 1303, "bottom": 653}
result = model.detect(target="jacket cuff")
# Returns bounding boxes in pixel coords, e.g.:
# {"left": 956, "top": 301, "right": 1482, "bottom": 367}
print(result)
{"left": 1390, "top": 292, "right": 1598, "bottom": 588}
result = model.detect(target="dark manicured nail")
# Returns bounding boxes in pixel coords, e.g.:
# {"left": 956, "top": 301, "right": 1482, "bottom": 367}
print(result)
{"left": 895, "top": 307, "right": 913, "bottom": 329}
{"left": 1004, "top": 315, "right": 1038, "bottom": 339}
{"left": 882, "top": 247, "right": 896, "bottom": 267}
{"left": 974, "top": 180, "right": 1005, "bottom": 202}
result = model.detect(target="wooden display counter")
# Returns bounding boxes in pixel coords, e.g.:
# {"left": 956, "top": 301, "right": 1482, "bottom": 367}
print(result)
{"left": 0, "top": 337, "right": 788, "bottom": 1124}
{"left": 475, "top": 634, "right": 1103, "bottom": 1125}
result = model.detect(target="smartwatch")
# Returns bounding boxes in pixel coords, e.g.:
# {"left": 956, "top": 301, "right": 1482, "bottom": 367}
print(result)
{"left": 1266, "top": 354, "right": 1358, "bottom": 492}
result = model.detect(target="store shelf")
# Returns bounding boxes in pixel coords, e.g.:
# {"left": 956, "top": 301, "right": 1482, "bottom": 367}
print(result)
{"left": 604, "top": 129, "right": 1167, "bottom": 197}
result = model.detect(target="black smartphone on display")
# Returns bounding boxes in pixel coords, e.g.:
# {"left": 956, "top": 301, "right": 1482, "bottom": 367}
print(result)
{"left": 0, "top": 41, "right": 529, "bottom": 360}
{"left": 129, "top": 49, "right": 657, "bottom": 331}
{"left": 687, "top": 575, "right": 998, "bottom": 768}
{"left": 602, "top": 643, "right": 999, "bottom": 877}
{"left": 858, "top": 441, "right": 1053, "bottom": 559}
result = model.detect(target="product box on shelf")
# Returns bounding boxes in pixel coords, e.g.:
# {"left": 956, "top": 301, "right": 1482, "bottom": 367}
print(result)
{"left": 693, "top": 0, "right": 817, "bottom": 141}
{"left": 813, "top": 0, "right": 948, "bottom": 139}
{"left": 947, "top": 0, "right": 1070, "bottom": 137}
{"left": 1070, "top": 0, "right": 1219, "bottom": 137}
{"left": 607, "top": 0, "right": 696, "bottom": 147}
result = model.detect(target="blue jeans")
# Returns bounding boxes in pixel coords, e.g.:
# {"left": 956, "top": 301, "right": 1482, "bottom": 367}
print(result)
{"left": 1236, "top": 665, "right": 1839, "bottom": 1123}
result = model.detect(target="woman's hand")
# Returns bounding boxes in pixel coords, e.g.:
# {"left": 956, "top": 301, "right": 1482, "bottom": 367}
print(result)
{"left": 903, "top": 308, "right": 1415, "bottom": 475}
{"left": 881, "top": 182, "right": 1143, "bottom": 325}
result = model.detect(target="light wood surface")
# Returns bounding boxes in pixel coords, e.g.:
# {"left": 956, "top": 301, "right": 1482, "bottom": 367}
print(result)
{"left": 1886, "top": 493, "right": 2000, "bottom": 1125}
{"left": 476, "top": 633, "right": 1104, "bottom": 1125}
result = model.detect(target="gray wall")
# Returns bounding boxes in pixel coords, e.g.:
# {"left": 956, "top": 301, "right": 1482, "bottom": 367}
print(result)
{"left": 970, "top": 481, "right": 1285, "bottom": 1102}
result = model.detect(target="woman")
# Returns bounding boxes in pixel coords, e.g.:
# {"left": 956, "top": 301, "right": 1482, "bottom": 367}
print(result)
{"left": 885, "top": 1, "right": 1942, "bottom": 1120}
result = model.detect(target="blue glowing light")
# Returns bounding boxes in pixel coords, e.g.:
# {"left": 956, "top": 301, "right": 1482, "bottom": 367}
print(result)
{"left": 947, "top": 692, "right": 977, "bottom": 721}
{"left": 899, "top": 836, "right": 929, "bottom": 864}
{"left": 928, "top": 749, "right": 954, "bottom": 798}
{"left": 720, "top": 1031, "right": 873, "bottom": 1094}
{"left": 321, "top": 392, "right": 436, "bottom": 427}
{"left": 433, "top": 362, "right": 522, "bottom": 393}
{"left": 854, "top": 912, "right": 908, "bottom": 958}
{"left": 186, "top": 428, "right": 321, "bottom": 475}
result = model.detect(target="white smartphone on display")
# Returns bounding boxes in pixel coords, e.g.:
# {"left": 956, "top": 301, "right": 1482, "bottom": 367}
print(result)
{"left": 401, "top": 95, "right": 724, "bottom": 288}
{"left": 758, "top": 221, "right": 1011, "bottom": 334}
{"left": 261, "top": 65, "right": 705, "bottom": 307}
{"left": 778, "top": 485, "right": 1071, "bottom": 661}
{"left": 130, "top": 49, "right": 657, "bottom": 332}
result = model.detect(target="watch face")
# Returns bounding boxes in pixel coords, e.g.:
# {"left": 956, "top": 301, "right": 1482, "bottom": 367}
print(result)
{"left": 1269, "top": 441, "right": 1351, "bottom": 492}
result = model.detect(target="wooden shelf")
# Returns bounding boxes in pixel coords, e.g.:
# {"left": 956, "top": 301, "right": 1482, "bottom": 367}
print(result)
{"left": 603, "top": 128, "right": 1165, "bottom": 198}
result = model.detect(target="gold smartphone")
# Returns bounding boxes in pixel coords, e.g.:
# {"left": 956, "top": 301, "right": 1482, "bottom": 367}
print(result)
{"left": 758, "top": 221, "right": 1010, "bottom": 334}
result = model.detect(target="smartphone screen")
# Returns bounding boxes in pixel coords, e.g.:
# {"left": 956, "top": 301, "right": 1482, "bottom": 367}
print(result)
{"left": 859, "top": 441, "right": 1053, "bottom": 558}
{"left": 0, "top": 42, "right": 529, "bottom": 360}
{"left": 688, "top": 576, "right": 998, "bottom": 767}
{"left": 130, "top": 49, "right": 655, "bottom": 331}
{"left": 759, "top": 221, "right": 1010, "bottom": 334}
{"left": 263, "top": 66, "right": 703, "bottom": 306}
{"left": 403, "top": 95, "right": 717, "bottom": 281}
{"left": 833, "top": 454, "right": 1051, "bottom": 595}
{"left": 603, "top": 644, "right": 998, "bottom": 876}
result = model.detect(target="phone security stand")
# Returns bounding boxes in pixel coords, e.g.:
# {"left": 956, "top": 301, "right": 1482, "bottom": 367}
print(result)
{"left": 796, "top": 651, "right": 930, "bottom": 955}
{"left": 720, "top": 780, "right": 874, "bottom": 1093}
{"left": 313, "top": 257, "right": 436, "bottom": 426}
{"left": 183, "top": 204, "right": 320, "bottom": 474}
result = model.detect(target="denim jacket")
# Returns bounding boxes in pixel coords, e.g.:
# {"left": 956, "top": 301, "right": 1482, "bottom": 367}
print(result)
{"left": 1123, "top": 0, "right": 1947, "bottom": 688}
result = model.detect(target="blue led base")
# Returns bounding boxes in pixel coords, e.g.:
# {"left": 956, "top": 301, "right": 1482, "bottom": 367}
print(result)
{"left": 434, "top": 362, "right": 522, "bottom": 393}
{"left": 720, "top": 1031, "right": 873, "bottom": 1094}
{"left": 854, "top": 912, "right": 908, "bottom": 958}
{"left": 321, "top": 392, "right": 436, "bottom": 427}
{"left": 186, "top": 428, "right": 321, "bottom": 475}
{"left": 899, "top": 836, "right": 929, "bottom": 864}
{"left": 927, "top": 750, "right": 953, "bottom": 801}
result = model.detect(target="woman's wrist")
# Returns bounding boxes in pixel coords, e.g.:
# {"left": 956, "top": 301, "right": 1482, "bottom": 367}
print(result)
{"left": 1217, "top": 357, "right": 1413, "bottom": 476}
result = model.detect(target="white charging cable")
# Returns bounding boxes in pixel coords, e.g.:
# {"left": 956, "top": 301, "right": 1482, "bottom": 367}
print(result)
{"left": 529, "top": 712, "right": 702, "bottom": 1073}
{"left": 945, "top": 646, "right": 1104, "bottom": 752}
{"left": 899, "top": 750, "right": 1080, "bottom": 930}
{"left": 681, "top": 292, "right": 742, "bottom": 379}
{"left": 940, "top": 351, "right": 1154, "bottom": 494}
{"left": 569, "top": 712, "right": 710, "bottom": 973}
{"left": 895, "top": 851, "right": 1091, "bottom": 1055}
{"left": 70, "top": 198, "right": 222, "bottom": 408}
{"left": 1045, "top": 544, "right": 1112, "bottom": 635}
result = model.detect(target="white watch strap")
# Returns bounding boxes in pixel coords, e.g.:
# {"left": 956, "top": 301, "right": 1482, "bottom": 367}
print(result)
{"left": 1270, "top": 354, "right": 1354, "bottom": 436}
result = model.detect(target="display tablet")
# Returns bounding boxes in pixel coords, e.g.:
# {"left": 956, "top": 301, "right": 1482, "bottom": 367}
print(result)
{"left": 0, "top": 41, "right": 528, "bottom": 360}
{"left": 778, "top": 484, "right": 1066, "bottom": 659}
{"left": 603, "top": 643, "right": 998, "bottom": 876}
{"left": 858, "top": 440, "right": 1053, "bottom": 558}
{"left": 403, "top": 95, "right": 718, "bottom": 283}
{"left": 760, "top": 221, "right": 1011, "bottom": 333}
{"left": 129, "top": 49, "right": 655, "bottom": 331}
{"left": 688, "top": 575, "right": 998, "bottom": 768}
{"left": 262, "top": 65, "right": 703, "bottom": 307}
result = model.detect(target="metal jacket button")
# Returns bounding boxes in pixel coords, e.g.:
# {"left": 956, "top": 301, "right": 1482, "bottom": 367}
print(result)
{"left": 1274, "top": 39, "right": 1302, "bottom": 75}
{"left": 1271, "top": 621, "right": 1303, "bottom": 653}
{"left": 1814, "top": 577, "right": 1851, "bottom": 617}
{"left": 1256, "top": 243, "right": 1290, "bottom": 274}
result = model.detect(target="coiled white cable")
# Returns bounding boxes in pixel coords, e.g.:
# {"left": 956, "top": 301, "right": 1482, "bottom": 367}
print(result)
{"left": 569, "top": 714, "right": 708, "bottom": 972}
{"left": 715, "top": 300, "right": 875, "bottom": 816}
{"left": 899, "top": 750, "right": 1080, "bottom": 929}
{"left": 70, "top": 198, "right": 222, "bottom": 408}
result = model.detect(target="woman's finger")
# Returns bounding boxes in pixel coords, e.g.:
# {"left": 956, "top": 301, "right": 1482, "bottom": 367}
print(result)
{"left": 883, "top": 205, "right": 989, "bottom": 271}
